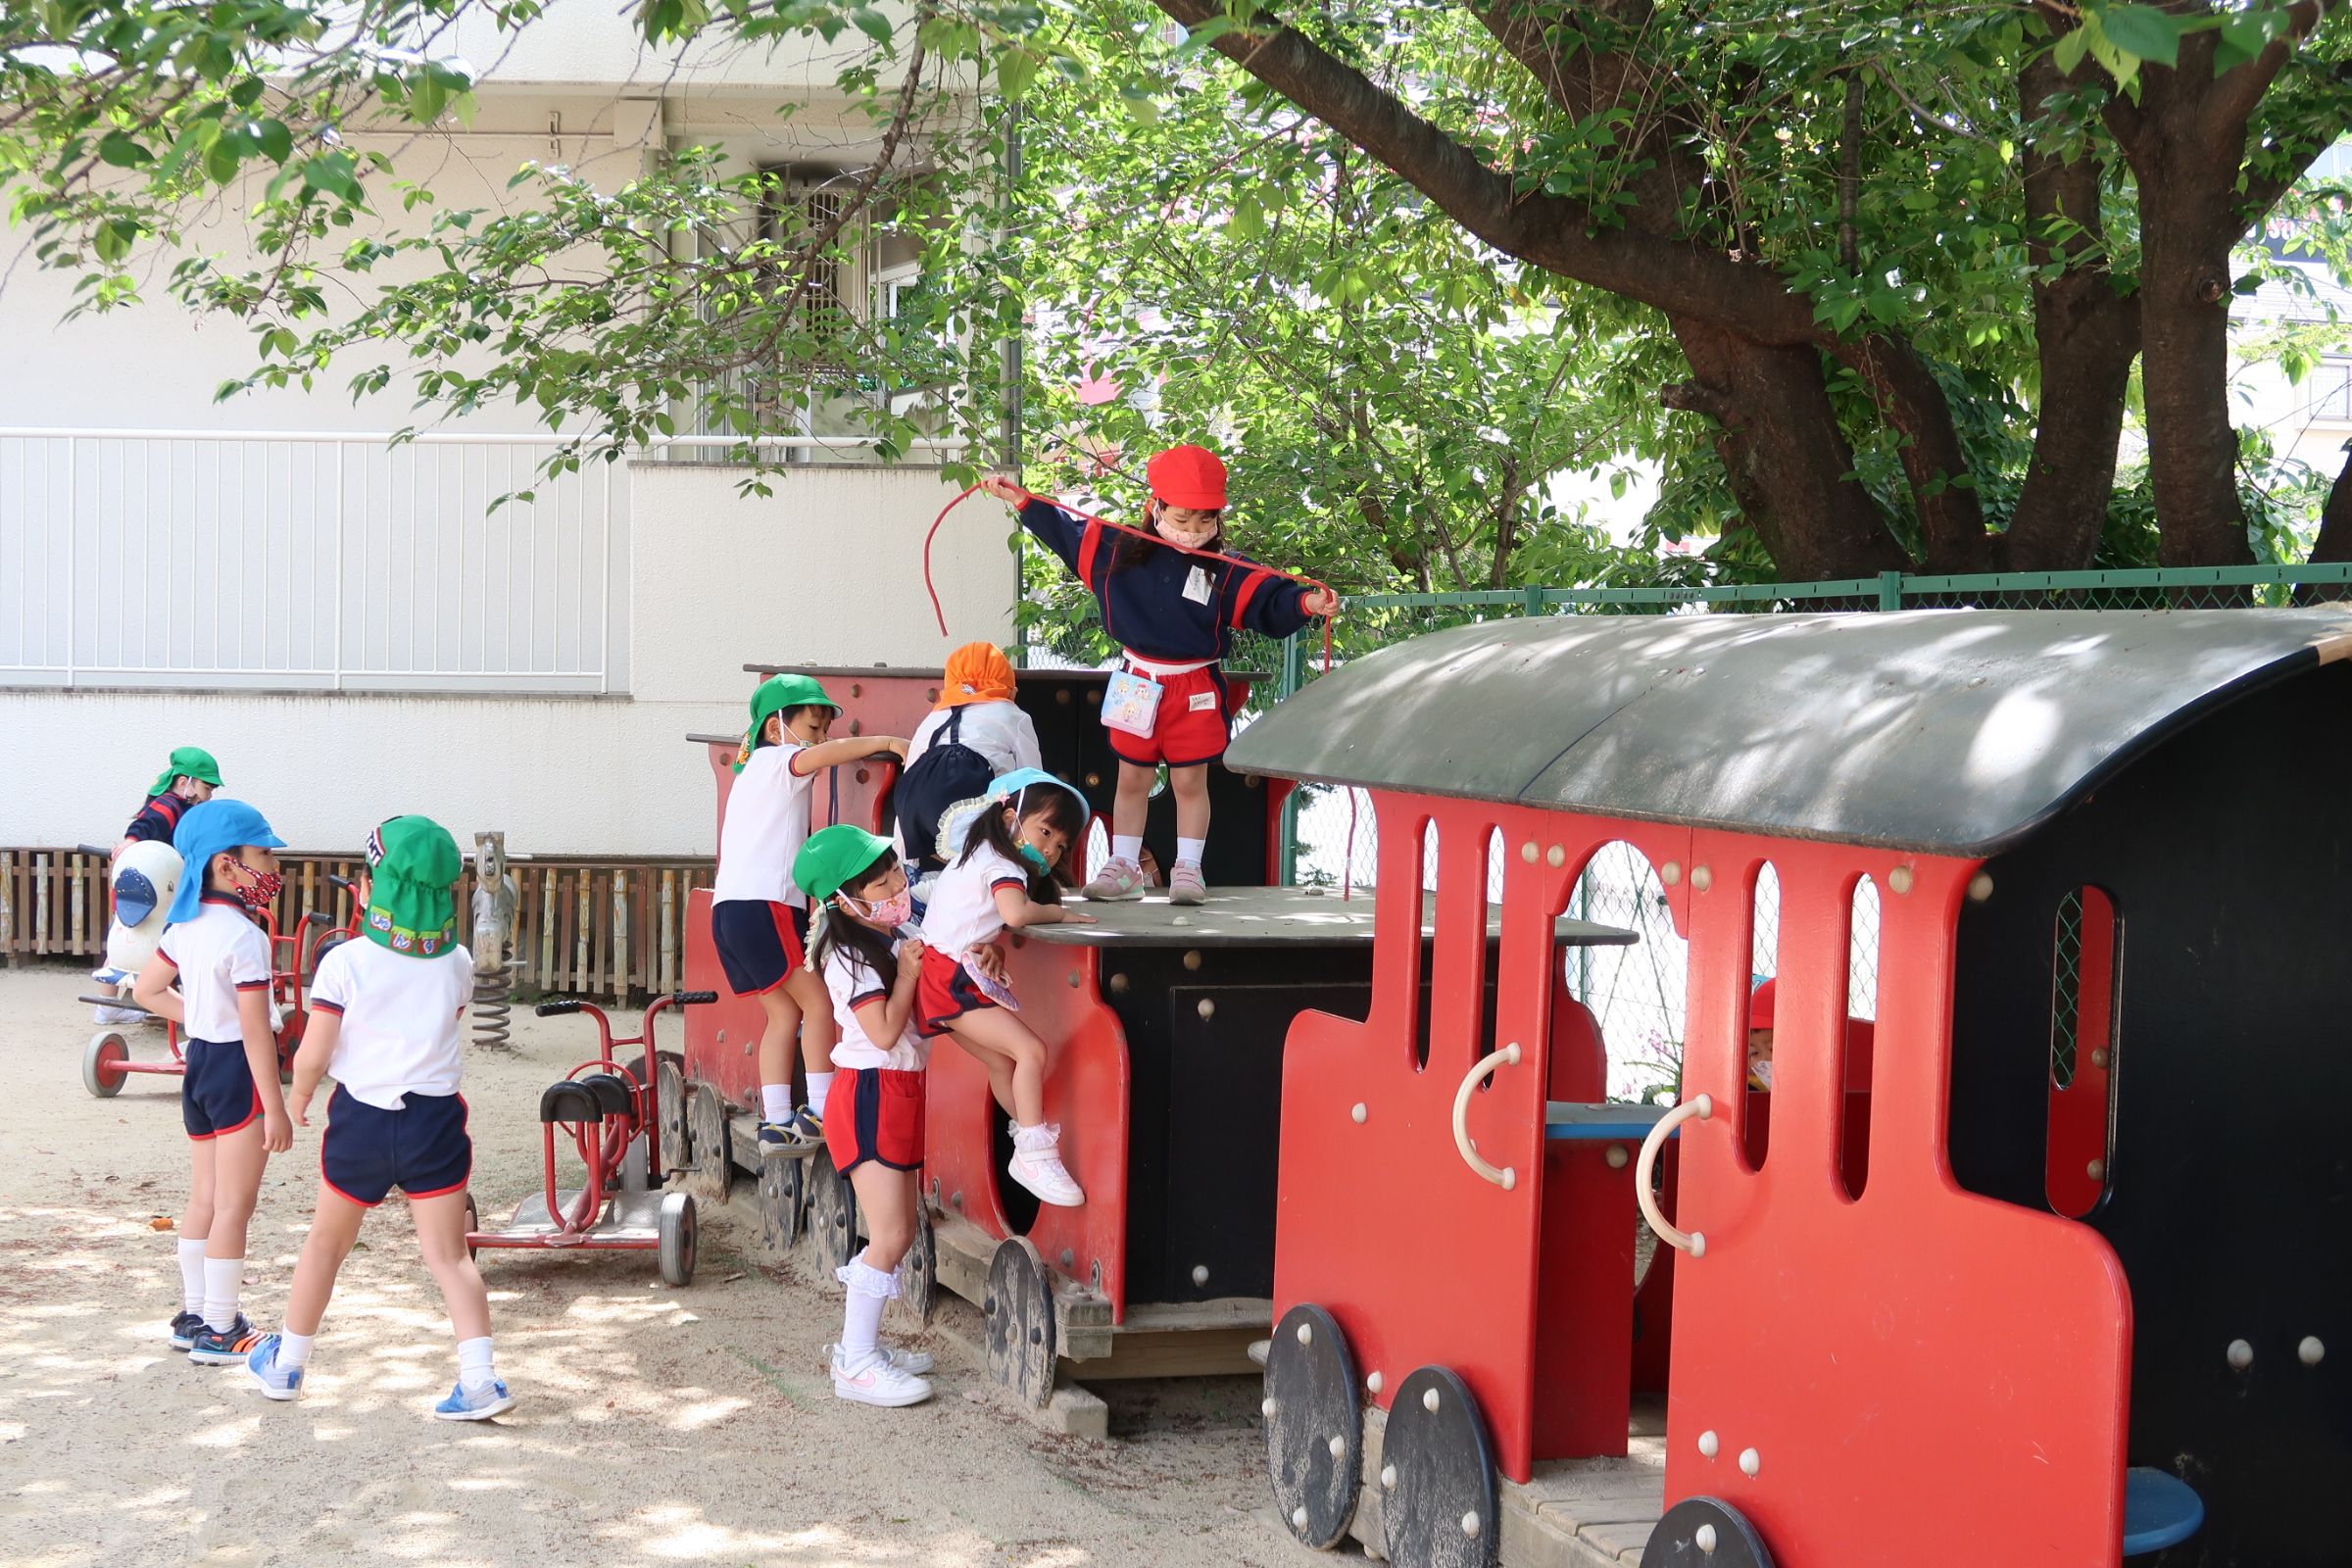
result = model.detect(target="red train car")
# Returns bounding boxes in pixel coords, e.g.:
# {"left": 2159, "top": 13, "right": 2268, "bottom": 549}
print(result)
{"left": 1225, "top": 609, "right": 2352, "bottom": 1568}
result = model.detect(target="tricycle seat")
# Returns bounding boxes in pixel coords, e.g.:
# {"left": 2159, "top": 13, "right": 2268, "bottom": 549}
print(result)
{"left": 540, "top": 1073, "right": 634, "bottom": 1124}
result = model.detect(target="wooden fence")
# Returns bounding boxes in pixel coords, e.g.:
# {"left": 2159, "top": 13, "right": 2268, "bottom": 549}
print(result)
{"left": 1, "top": 849, "right": 714, "bottom": 1004}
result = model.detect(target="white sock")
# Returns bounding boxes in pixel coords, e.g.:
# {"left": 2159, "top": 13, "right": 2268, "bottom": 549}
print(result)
{"left": 176, "top": 1237, "right": 208, "bottom": 1313}
{"left": 1176, "top": 837, "right": 1206, "bottom": 869}
{"left": 457, "top": 1336, "right": 496, "bottom": 1391}
{"left": 761, "top": 1083, "right": 794, "bottom": 1123}
{"left": 1111, "top": 835, "right": 1143, "bottom": 866}
{"left": 201, "top": 1255, "right": 244, "bottom": 1332}
{"left": 807, "top": 1072, "right": 834, "bottom": 1118}
{"left": 278, "top": 1330, "right": 316, "bottom": 1371}
{"left": 841, "top": 1288, "right": 887, "bottom": 1358}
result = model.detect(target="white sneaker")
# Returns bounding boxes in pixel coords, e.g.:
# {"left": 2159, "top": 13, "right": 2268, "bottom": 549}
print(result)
{"left": 832, "top": 1347, "right": 933, "bottom": 1406}
{"left": 1008, "top": 1146, "right": 1086, "bottom": 1207}
{"left": 824, "top": 1341, "right": 935, "bottom": 1375}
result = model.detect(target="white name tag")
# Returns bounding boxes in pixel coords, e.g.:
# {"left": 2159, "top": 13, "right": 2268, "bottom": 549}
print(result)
{"left": 1182, "top": 564, "right": 1213, "bottom": 604}
{"left": 1189, "top": 690, "right": 1217, "bottom": 711}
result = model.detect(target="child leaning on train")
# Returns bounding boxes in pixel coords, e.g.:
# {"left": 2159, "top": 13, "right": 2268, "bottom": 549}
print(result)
{"left": 915, "top": 770, "right": 1095, "bottom": 1208}
{"left": 794, "top": 824, "right": 940, "bottom": 1406}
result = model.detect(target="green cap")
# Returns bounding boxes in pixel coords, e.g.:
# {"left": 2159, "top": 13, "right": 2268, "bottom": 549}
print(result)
{"left": 794, "top": 824, "right": 894, "bottom": 904}
{"left": 734, "top": 673, "right": 842, "bottom": 773}
{"left": 148, "top": 746, "right": 222, "bottom": 798}
{"left": 361, "top": 815, "right": 464, "bottom": 958}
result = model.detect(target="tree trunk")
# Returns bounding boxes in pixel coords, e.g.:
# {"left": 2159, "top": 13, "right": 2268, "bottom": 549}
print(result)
{"left": 1667, "top": 320, "right": 1911, "bottom": 580}
{"left": 1826, "top": 334, "right": 1989, "bottom": 573}
{"left": 2310, "top": 447, "right": 2352, "bottom": 564}
{"left": 2007, "top": 55, "right": 2138, "bottom": 571}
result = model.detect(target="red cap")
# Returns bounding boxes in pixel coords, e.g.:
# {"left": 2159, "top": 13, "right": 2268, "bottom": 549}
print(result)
{"left": 1147, "top": 444, "right": 1227, "bottom": 511}
{"left": 1748, "top": 978, "right": 1776, "bottom": 1030}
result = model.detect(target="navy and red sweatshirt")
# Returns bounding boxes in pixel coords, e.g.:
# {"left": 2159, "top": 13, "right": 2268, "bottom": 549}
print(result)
{"left": 1019, "top": 499, "right": 1316, "bottom": 662}
{"left": 124, "top": 791, "right": 191, "bottom": 846}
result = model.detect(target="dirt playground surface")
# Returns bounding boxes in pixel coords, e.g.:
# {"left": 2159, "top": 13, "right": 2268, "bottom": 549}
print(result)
{"left": 0, "top": 964, "right": 1308, "bottom": 1568}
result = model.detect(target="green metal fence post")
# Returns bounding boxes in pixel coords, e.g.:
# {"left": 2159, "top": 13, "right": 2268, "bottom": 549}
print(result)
{"left": 1524, "top": 584, "right": 1545, "bottom": 619}
{"left": 1878, "top": 571, "right": 1903, "bottom": 612}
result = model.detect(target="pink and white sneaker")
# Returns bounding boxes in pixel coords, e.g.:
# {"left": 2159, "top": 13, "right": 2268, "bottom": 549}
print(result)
{"left": 832, "top": 1346, "right": 934, "bottom": 1406}
{"left": 1081, "top": 857, "right": 1147, "bottom": 902}
{"left": 1166, "top": 861, "right": 1207, "bottom": 905}
{"left": 1009, "top": 1123, "right": 1086, "bottom": 1206}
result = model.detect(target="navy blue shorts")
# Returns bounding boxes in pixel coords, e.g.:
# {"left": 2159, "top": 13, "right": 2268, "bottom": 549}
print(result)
{"left": 182, "top": 1038, "right": 263, "bottom": 1141}
{"left": 320, "top": 1086, "right": 471, "bottom": 1207}
{"left": 712, "top": 900, "right": 809, "bottom": 996}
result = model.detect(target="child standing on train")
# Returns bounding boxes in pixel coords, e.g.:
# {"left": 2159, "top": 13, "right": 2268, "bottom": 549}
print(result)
{"left": 712, "top": 674, "right": 908, "bottom": 1159}
{"left": 795, "top": 824, "right": 940, "bottom": 1406}
{"left": 132, "top": 799, "right": 293, "bottom": 1364}
{"left": 243, "top": 816, "right": 508, "bottom": 1419}
{"left": 917, "top": 770, "right": 1093, "bottom": 1207}
{"left": 980, "top": 448, "right": 1334, "bottom": 905}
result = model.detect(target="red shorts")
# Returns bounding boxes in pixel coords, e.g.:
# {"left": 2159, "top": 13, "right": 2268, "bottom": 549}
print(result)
{"left": 914, "top": 944, "right": 997, "bottom": 1038}
{"left": 824, "top": 1066, "right": 926, "bottom": 1174}
{"left": 1106, "top": 662, "right": 1232, "bottom": 768}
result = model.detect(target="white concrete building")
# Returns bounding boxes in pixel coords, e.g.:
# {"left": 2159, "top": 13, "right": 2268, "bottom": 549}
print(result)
{"left": 0, "top": 4, "right": 1013, "bottom": 855}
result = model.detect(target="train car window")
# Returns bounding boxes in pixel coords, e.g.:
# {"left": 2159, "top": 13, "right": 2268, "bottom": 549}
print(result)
{"left": 1744, "top": 861, "right": 1778, "bottom": 1172}
{"left": 2044, "top": 886, "right": 2119, "bottom": 1218}
{"left": 1564, "top": 842, "right": 1687, "bottom": 1104}
{"left": 1839, "top": 876, "right": 1880, "bottom": 1201}
{"left": 1412, "top": 817, "right": 1440, "bottom": 1072}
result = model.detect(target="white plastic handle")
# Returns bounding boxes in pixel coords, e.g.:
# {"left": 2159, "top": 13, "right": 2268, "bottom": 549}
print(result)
{"left": 1452, "top": 1043, "right": 1522, "bottom": 1191}
{"left": 1636, "top": 1094, "right": 1712, "bottom": 1258}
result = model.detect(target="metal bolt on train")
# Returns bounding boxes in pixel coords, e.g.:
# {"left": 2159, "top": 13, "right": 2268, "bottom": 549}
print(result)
{"left": 669, "top": 608, "right": 2352, "bottom": 1568}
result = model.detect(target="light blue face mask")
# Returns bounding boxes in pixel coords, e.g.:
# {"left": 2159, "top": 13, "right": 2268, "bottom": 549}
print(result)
{"left": 1017, "top": 841, "right": 1052, "bottom": 872}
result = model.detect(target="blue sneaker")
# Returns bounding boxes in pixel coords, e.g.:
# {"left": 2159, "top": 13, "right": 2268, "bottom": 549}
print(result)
{"left": 170, "top": 1309, "right": 204, "bottom": 1351}
{"left": 433, "top": 1378, "right": 515, "bottom": 1421}
{"left": 759, "top": 1107, "right": 823, "bottom": 1159}
{"left": 246, "top": 1334, "right": 303, "bottom": 1401}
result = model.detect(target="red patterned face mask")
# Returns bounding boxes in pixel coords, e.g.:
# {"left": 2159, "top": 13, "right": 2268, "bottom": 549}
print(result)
{"left": 227, "top": 863, "right": 283, "bottom": 911}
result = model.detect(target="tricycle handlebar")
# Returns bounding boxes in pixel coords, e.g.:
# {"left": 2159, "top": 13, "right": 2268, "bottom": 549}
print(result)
{"left": 672, "top": 991, "right": 718, "bottom": 1004}
{"left": 536, "top": 1000, "right": 584, "bottom": 1016}
{"left": 77, "top": 843, "right": 115, "bottom": 860}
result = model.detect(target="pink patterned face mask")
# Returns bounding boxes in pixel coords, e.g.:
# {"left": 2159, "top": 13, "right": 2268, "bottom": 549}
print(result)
{"left": 848, "top": 890, "right": 912, "bottom": 928}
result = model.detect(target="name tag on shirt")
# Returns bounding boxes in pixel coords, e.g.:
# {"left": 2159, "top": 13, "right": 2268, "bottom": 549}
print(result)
{"left": 1182, "top": 564, "right": 1213, "bottom": 604}
{"left": 1189, "top": 691, "right": 1217, "bottom": 711}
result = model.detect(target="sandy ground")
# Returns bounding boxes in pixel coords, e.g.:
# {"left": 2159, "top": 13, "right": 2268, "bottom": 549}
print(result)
{"left": 0, "top": 964, "right": 1307, "bottom": 1568}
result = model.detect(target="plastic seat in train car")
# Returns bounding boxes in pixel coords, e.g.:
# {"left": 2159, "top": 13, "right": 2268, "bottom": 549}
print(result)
{"left": 1220, "top": 607, "right": 2352, "bottom": 1565}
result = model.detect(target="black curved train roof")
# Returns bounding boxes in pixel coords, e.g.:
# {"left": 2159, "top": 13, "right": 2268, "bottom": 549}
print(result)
{"left": 1223, "top": 608, "right": 2352, "bottom": 855}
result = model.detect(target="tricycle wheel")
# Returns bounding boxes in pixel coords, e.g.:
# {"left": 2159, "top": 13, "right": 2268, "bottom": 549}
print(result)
{"left": 682, "top": 1083, "right": 730, "bottom": 1206}
{"left": 658, "top": 1192, "right": 698, "bottom": 1287}
{"left": 655, "top": 1054, "right": 691, "bottom": 1174}
{"left": 757, "top": 1154, "right": 803, "bottom": 1253}
{"left": 83, "top": 1032, "right": 129, "bottom": 1098}
{"left": 463, "top": 1193, "right": 480, "bottom": 1262}
{"left": 808, "top": 1150, "right": 858, "bottom": 1274}
{"left": 1266, "top": 1303, "right": 1363, "bottom": 1550}
{"left": 1382, "top": 1365, "right": 1497, "bottom": 1568}
{"left": 985, "top": 1237, "right": 1055, "bottom": 1409}
{"left": 1640, "top": 1497, "right": 1776, "bottom": 1568}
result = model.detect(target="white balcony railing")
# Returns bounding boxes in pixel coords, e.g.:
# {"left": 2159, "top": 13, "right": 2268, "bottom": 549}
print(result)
{"left": 1, "top": 429, "right": 627, "bottom": 694}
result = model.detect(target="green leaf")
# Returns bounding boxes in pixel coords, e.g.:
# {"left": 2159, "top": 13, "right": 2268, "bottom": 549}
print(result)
{"left": 2052, "top": 24, "right": 2092, "bottom": 74}
{"left": 2099, "top": 5, "right": 2180, "bottom": 68}
{"left": 97, "top": 134, "right": 150, "bottom": 169}
{"left": 848, "top": 6, "right": 893, "bottom": 43}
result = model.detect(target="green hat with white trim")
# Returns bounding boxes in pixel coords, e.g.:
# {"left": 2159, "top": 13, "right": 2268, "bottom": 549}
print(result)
{"left": 794, "top": 824, "right": 895, "bottom": 904}
{"left": 734, "top": 673, "right": 842, "bottom": 773}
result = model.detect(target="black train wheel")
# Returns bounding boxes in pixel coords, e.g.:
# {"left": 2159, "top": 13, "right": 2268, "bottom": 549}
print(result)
{"left": 1382, "top": 1365, "right": 1498, "bottom": 1568}
{"left": 757, "top": 1154, "right": 803, "bottom": 1253}
{"left": 890, "top": 1205, "right": 936, "bottom": 1329}
{"left": 1640, "top": 1496, "right": 1776, "bottom": 1568}
{"left": 808, "top": 1151, "right": 859, "bottom": 1274}
{"left": 986, "top": 1237, "right": 1055, "bottom": 1408}
{"left": 1264, "top": 1303, "right": 1362, "bottom": 1549}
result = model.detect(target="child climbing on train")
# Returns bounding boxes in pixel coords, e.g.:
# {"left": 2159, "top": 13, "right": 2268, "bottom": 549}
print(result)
{"left": 1746, "top": 978, "right": 1776, "bottom": 1091}
{"left": 711, "top": 673, "right": 909, "bottom": 1160}
{"left": 980, "top": 446, "right": 1335, "bottom": 906}
{"left": 917, "top": 770, "right": 1094, "bottom": 1206}
{"left": 794, "top": 824, "right": 940, "bottom": 1406}
{"left": 242, "top": 816, "right": 509, "bottom": 1419}
{"left": 131, "top": 799, "right": 293, "bottom": 1366}
{"left": 896, "top": 642, "right": 1040, "bottom": 893}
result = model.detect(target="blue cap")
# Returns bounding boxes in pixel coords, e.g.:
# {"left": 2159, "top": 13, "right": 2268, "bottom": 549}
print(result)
{"left": 986, "top": 767, "right": 1090, "bottom": 818}
{"left": 167, "top": 799, "right": 284, "bottom": 925}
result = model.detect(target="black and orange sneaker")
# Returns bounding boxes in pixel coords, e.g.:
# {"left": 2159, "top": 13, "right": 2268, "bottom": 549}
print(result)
{"left": 188, "top": 1313, "right": 266, "bottom": 1365}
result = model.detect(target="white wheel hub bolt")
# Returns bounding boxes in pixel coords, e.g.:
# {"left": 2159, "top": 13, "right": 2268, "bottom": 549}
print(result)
{"left": 1461, "top": 1512, "right": 1481, "bottom": 1538}
{"left": 1695, "top": 1522, "right": 1719, "bottom": 1554}
{"left": 1262, "top": 1397, "right": 1278, "bottom": 1418}
{"left": 1292, "top": 1506, "right": 1308, "bottom": 1530}
{"left": 1697, "top": 1429, "right": 1719, "bottom": 1458}
{"left": 1381, "top": 1464, "right": 1396, "bottom": 1490}
{"left": 1739, "top": 1447, "right": 1760, "bottom": 1477}
{"left": 1423, "top": 1388, "right": 1441, "bottom": 1412}
{"left": 1328, "top": 1435, "right": 1346, "bottom": 1458}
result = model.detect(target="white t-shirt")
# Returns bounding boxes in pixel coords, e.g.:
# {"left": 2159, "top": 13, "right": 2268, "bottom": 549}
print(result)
{"left": 822, "top": 923, "right": 930, "bottom": 1072}
{"left": 906, "top": 701, "right": 1043, "bottom": 780}
{"left": 157, "top": 898, "right": 272, "bottom": 1042}
{"left": 923, "top": 843, "right": 1032, "bottom": 959}
{"left": 310, "top": 937, "right": 476, "bottom": 1109}
{"left": 712, "top": 742, "right": 814, "bottom": 908}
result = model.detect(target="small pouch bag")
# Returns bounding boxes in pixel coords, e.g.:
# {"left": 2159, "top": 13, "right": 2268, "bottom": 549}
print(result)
{"left": 1101, "top": 666, "right": 1164, "bottom": 739}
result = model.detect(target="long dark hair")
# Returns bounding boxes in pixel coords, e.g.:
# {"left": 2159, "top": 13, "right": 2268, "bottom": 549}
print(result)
{"left": 809, "top": 846, "right": 902, "bottom": 983}
{"left": 1112, "top": 506, "right": 1224, "bottom": 572}
{"left": 957, "top": 784, "right": 1084, "bottom": 901}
